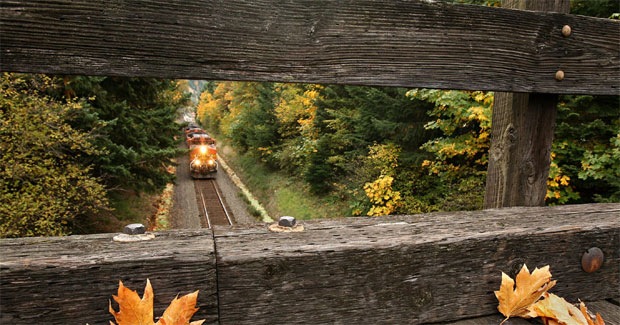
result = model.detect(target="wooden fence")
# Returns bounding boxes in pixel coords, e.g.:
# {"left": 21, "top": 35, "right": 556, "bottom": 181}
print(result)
{"left": 1, "top": 204, "right": 619, "bottom": 324}
{"left": 1, "top": 0, "right": 619, "bottom": 323}
{"left": 1, "top": 0, "right": 618, "bottom": 94}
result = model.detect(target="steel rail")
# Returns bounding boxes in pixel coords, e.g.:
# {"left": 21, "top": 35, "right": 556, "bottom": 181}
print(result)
{"left": 199, "top": 190, "right": 212, "bottom": 229}
{"left": 211, "top": 180, "right": 233, "bottom": 226}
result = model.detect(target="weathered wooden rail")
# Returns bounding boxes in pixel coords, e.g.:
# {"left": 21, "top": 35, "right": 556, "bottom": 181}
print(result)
{"left": 1, "top": 0, "right": 618, "bottom": 94}
{"left": 1, "top": 204, "right": 619, "bottom": 324}
{"left": 1, "top": 0, "right": 619, "bottom": 323}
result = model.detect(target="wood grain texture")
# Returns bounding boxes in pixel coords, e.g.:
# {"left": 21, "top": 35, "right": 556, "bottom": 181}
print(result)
{"left": 0, "top": 230, "right": 218, "bottom": 324}
{"left": 442, "top": 300, "right": 620, "bottom": 324}
{"left": 1, "top": 0, "right": 618, "bottom": 94}
{"left": 1, "top": 204, "right": 618, "bottom": 324}
{"left": 442, "top": 314, "right": 532, "bottom": 324}
{"left": 214, "top": 203, "right": 620, "bottom": 324}
{"left": 484, "top": 0, "right": 566, "bottom": 209}
{"left": 484, "top": 93, "right": 559, "bottom": 208}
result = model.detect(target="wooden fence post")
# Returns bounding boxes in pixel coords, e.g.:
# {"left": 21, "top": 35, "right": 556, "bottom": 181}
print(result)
{"left": 484, "top": 0, "right": 571, "bottom": 208}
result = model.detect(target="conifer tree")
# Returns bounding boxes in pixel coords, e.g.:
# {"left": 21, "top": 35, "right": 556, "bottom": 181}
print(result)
{"left": 60, "top": 76, "right": 188, "bottom": 193}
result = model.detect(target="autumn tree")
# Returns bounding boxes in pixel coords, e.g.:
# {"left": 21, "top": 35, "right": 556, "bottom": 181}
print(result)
{"left": 197, "top": 78, "right": 618, "bottom": 217}
{"left": 403, "top": 89, "right": 493, "bottom": 211}
{"left": 272, "top": 83, "right": 322, "bottom": 173}
{"left": 0, "top": 73, "right": 109, "bottom": 237}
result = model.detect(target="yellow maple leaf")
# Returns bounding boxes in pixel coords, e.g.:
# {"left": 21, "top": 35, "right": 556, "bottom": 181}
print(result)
{"left": 495, "top": 264, "right": 556, "bottom": 324}
{"left": 534, "top": 292, "right": 588, "bottom": 325}
{"left": 109, "top": 279, "right": 155, "bottom": 325}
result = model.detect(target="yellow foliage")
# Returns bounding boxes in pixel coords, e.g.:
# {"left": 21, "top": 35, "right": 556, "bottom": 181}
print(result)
{"left": 546, "top": 154, "right": 575, "bottom": 203}
{"left": 364, "top": 175, "right": 401, "bottom": 216}
{"left": 274, "top": 84, "right": 322, "bottom": 139}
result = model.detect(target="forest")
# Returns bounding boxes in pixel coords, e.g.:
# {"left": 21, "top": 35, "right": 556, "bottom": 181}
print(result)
{"left": 0, "top": 74, "right": 190, "bottom": 237}
{"left": 1, "top": 0, "right": 618, "bottom": 238}
{"left": 196, "top": 83, "right": 618, "bottom": 219}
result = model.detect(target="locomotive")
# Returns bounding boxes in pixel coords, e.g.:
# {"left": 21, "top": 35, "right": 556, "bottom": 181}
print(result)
{"left": 186, "top": 127, "right": 218, "bottom": 179}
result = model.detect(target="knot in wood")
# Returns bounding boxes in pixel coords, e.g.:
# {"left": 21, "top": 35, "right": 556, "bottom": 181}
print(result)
{"left": 555, "top": 70, "right": 565, "bottom": 81}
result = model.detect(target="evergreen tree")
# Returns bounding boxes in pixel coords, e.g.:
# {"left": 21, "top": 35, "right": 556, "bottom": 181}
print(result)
{"left": 60, "top": 77, "right": 188, "bottom": 193}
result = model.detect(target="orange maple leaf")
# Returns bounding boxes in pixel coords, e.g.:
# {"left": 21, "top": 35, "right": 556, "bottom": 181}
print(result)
{"left": 156, "top": 290, "right": 204, "bottom": 325}
{"left": 580, "top": 301, "right": 606, "bottom": 325}
{"left": 495, "top": 264, "right": 556, "bottom": 324}
{"left": 109, "top": 279, "right": 205, "bottom": 325}
{"left": 109, "top": 279, "right": 155, "bottom": 325}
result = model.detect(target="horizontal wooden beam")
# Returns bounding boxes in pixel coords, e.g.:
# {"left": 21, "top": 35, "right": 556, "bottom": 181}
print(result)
{"left": 1, "top": 0, "right": 618, "bottom": 94}
{"left": 0, "top": 230, "right": 218, "bottom": 324}
{"left": 215, "top": 203, "right": 620, "bottom": 324}
{"left": 1, "top": 204, "right": 618, "bottom": 324}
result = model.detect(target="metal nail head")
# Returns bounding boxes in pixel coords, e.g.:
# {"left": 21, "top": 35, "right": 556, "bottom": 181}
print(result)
{"left": 555, "top": 70, "right": 565, "bottom": 81}
{"left": 278, "top": 216, "right": 297, "bottom": 228}
{"left": 562, "top": 25, "right": 572, "bottom": 37}
{"left": 124, "top": 223, "right": 146, "bottom": 235}
{"left": 581, "top": 247, "right": 604, "bottom": 273}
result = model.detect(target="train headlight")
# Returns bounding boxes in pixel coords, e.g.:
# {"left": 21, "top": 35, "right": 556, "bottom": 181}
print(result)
{"left": 199, "top": 146, "right": 207, "bottom": 154}
{"left": 207, "top": 159, "right": 215, "bottom": 166}
{"left": 194, "top": 159, "right": 201, "bottom": 166}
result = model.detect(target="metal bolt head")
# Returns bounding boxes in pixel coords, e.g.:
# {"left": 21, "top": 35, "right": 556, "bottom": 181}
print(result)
{"left": 278, "top": 216, "right": 296, "bottom": 228}
{"left": 561, "top": 25, "right": 572, "bottom": 37}
{"left": 124, "top": 223, "right": 146, "bottom": 235}
{"left": 581, "top": 247, "right": 604, "bottom": 273}
{"left": 555, "top": 70, "right": 565, "bottom": 81}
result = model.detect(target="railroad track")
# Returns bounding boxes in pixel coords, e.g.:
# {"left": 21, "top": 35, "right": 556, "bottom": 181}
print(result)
{"left": 194, "top": 179, "right": 233, "bottom": 228}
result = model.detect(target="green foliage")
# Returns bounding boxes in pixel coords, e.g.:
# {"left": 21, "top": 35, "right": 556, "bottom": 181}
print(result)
{"left": 552, "top": 95, "right": 620, "bottom": 204}
{"left": 579, "top": 134, "right": 620, "bottom": 202}
{"left": 198, "top": 81, "right": 280, "bottom": 166}
{"left": 570, "top": 0, "right": 619, "bottom": 18}
{"left": 401, "top": 89, "right": 491, "bottom": 211}
{"left": 0, "top": 73, "right": 109, "bottom": 237}
{"left": 226, "top": 148, "right": 349, "bottom": 219}
{"left": 408, "top": 89, "right": 492, "bottom": 175}
{"left": 198, "top": 82, "right": 439, "bottom": 215}
{"left": 60, "top": 76, "right": 187, "bottom": 193}
{"left": 198, "top": 76, "right": 618, "bottom": 218}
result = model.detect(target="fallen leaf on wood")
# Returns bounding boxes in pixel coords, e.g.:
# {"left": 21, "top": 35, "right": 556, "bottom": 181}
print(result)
{"left": 109, "top": 279, "right": 155, "bottom": 325}
{"left": 534, "top": 292, "right": 588, "bottom": 325}
{"left": 579, "top": 301, "right": 606, "bottom": 325}
{"left": 156, "top": 290, "right": 204, "bottom": 325}
{"left": 109, "top": 279, "right": 205, "bottom": 325}
{"left": 495, "top": 264, "right": 556, "bottom": 324}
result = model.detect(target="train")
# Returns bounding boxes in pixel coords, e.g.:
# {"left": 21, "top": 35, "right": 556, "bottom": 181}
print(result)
{"left": 185, "top": 125, "right": 218, "bottom": 179}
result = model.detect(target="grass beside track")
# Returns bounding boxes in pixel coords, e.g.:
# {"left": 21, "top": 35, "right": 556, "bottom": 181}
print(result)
{"left": 220, "top": 144, "right": 349, "bottom": 221}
